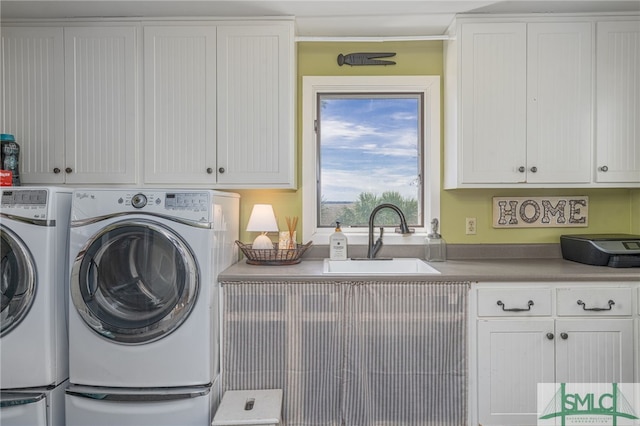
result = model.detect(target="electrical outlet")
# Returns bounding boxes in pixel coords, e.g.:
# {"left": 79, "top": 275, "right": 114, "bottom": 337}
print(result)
{"left": 466, "top": 217, "right": 477, "bottom": 235}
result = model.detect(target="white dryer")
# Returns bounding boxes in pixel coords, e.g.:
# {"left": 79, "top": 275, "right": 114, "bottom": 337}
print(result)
{"left": 66, "top": 189, "right": 239, "bottom": 388}
{"left": 0, "top": 187, "right": 72, "bottom": 389}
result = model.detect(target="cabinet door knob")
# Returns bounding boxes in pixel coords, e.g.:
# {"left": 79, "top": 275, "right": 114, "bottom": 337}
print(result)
{"left": 530, "top": 166, "right": 537, "bottom": 173}
{"left": 206, "top": 168, "right": 213, "bottom": 174}
{"left": 560, "top": 332, "right": 568, "bottom": 340}
{"left": 518, "top": 166, "right": 526, "bottom": 173}
{"left": 53, "top": 167, "right": 61, "bottom": 174}
{"left": 546, "top": 333, "right": 554, "bottom": 340}
{"left": 65, "top": 167, "right": 73, "bottom": 174}
{"left": 599, "top": 165, "right": 609, "bottom": 172}
{"left": 218, "top": 167, "right": 225, "bottom": 174}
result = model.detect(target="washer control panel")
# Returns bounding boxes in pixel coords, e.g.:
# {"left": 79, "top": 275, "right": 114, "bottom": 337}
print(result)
{"left": 1, "top": 189, "right": 49, "bottom": 219}
{"left": 164, "top": 192, "right": 209, "bottom": 210}
{"left": 72, "top": 190, "right": 213, "bottom": 223}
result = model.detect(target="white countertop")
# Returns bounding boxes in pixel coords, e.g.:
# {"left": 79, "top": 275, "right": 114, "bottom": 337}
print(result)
{"left": 219, "top": 258, "right": 640, "bottom": 283}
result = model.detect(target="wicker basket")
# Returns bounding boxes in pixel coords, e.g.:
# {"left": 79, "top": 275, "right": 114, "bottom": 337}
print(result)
{"left": 236, "top": 240, "right": 313, "bottom": 265}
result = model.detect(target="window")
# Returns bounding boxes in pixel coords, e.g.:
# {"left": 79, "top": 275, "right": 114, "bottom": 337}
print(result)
{"left": 303, "top": 76, "right": 441, "bottom": 245}
{"left": 317, "top": 93, "right": 423, "bottom": 228}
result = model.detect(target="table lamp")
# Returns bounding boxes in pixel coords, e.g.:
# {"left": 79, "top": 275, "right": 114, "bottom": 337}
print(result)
{"left": 246, "top": 204, "right": 279, "bottom": 249}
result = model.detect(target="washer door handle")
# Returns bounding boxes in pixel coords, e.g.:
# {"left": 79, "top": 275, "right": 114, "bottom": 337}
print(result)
{"left": 87, "top": 259, "right": 99, "bottom": 297}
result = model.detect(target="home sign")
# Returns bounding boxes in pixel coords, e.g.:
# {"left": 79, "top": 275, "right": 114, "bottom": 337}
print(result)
{"left": 492, "top": 196, "right": 588, "bottom": 228}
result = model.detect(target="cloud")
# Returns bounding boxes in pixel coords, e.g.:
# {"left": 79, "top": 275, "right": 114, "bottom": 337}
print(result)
{"left": 320, "top": 119, "right": 378, "bottom": 143}
{"left": 318, "top": 96, "right": 421, "bottom": 201}
{"left": 322, "top": 167, "right": 418, "bottom": 201}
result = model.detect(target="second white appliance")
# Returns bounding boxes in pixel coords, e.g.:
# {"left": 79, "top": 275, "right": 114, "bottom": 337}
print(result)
{"left": 1, "top": 187, "right": 72, "bottom": 390}
{"left": 67, "top": 189, "right": 239, "bottom": 388}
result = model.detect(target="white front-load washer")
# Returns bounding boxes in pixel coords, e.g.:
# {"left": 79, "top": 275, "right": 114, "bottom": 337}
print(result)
{"left": 0, "top": 187, "right": 72, "bottom": 389}
{"left": 67, "top": 189, "right": 239, "bottom": 388}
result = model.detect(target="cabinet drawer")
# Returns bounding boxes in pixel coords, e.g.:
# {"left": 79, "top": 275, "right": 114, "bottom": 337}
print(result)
{"left": 556, "top": 287, "right": 632, "bottom": 316}
{"left": 477, "top": 288, "right": 552, "bottom": 316}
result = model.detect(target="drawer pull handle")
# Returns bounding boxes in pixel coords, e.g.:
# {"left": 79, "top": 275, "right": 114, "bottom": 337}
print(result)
{"left": 497, "top": 300, "right": 534, "bottom": 312}
{"left": 577, "top": 299, "right": 615, "bottom": 311}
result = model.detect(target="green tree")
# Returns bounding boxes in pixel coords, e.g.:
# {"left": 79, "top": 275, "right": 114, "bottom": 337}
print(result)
{"left": 336, "top": 191, "right": 419, "bottom": 227}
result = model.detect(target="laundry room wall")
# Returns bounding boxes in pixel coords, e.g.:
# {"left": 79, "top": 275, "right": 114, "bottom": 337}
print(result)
{"left": 632, "top": 190, "right": 640, "bottom": 234}
{"left": 234, "top": 41, "right": 638, "bottom": 245}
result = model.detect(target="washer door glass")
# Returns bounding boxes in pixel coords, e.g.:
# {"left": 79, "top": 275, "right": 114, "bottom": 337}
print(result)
{"left": 0, "top": 226, "right": 36, "bottom": 337}
{"left": 71, "top": 220, "right": 199, "bottom": 344}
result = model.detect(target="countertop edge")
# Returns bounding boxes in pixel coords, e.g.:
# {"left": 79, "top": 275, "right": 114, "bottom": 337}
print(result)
{"left": 219, "top": 258, "right": 640, "bottom": 283}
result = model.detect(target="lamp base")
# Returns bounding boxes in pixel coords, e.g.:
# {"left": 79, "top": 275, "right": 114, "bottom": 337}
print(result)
{"left": 252, "top": 234, "right": 274, "bottom": 250}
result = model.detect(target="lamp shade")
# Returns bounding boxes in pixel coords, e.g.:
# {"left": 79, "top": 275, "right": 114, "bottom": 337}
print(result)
{"left": 246, "top": 204, "right": 279, "bottom": 232}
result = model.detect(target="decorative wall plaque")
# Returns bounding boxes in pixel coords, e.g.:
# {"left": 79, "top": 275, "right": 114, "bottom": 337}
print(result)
{"left": 492, "top": 196, "right": 588, "bottom": 228}
{"left": 337, "top": 52, "right": 396, "bottom": 66}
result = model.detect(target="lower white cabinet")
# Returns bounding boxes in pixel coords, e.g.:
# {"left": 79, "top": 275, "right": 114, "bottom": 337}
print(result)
{"left": 472, "top": 282, "right": 637, "bottom": 426}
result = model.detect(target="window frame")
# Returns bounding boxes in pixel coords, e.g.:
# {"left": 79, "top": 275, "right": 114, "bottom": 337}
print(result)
{"left": 302, "top": 75, "right": 441, "bottom": 245}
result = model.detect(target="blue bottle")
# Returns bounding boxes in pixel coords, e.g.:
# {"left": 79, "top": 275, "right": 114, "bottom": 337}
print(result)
{"left": 1, "top": 133, "right": 21, "bottom": 186}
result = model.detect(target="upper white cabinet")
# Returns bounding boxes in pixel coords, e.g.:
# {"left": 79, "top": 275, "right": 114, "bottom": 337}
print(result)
{"left": 447, "top": 20, "right": 593, "bottom": 188}
{"left": 3, "top": 19, "right": 294, "bottom": 188}
{"left": 1, "top": 25, "right": 137, "bottom": 184}
{"left": 216, "top": 24, "right": 295, "bottom": 187}
{"left": 64, "top": 27, "right": 137, "bottom": 184}
{"left": 526, "top": 23, "right": 592, "bottom": 184}
{"left": 595, "top": 20, "right": 640, "bottom": 183}
{"left": 457, "top": 23, "right": 527, "bottom": 185}
{"left": 143, "top": 26, "right": 218, "bottom": 185}
{"left": 144, "top": 21, "right": 295, "bottom": 188}
{"left": 445, "top": 15, "right": 640, "bottom": 188}
{"left": 1, "top": 27, "right": 65, "bottom": 184}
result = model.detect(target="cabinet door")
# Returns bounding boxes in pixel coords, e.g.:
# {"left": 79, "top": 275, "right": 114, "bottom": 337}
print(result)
{"left": 0, "top": 27, "right": 65, "bottom": 184}
{"left": 460, "top": 23, "right": 527, "bottom": 184}
{"left": 527, "top": 22, "right": 592, "bottom": 184}
{"left": 64, "top": 27, "right": 137, "bottom": 184}
{"left": 595, "top": 21, "right": 640, "bottom": 183}
{"left": 555, "top": 319, "right": 635, "bottom": 384}
{"left": 216, "top": 24, "right": 295, "bottom": 187}
{"left": 477, "top": 319, "right": 555, "bottom": 425}
{"left": 143, "top": 26, "right": 217, "bottom": 184}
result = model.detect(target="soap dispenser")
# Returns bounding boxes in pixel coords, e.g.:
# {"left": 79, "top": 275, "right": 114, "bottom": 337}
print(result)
{"left": 425, "top": 218, "right": 446, "bottom": 262}
{"left": 329, "top": 221, "right": 348, "bottom": 260}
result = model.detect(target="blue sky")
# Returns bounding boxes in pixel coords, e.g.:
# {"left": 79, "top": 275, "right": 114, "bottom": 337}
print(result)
{"left": 319, "top": 96, "right": 421, "bottom": 202}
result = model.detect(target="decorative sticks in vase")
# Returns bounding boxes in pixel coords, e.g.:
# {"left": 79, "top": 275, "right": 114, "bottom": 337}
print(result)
{"left": 286, "top": 216, "right": 298, "bottom": 249}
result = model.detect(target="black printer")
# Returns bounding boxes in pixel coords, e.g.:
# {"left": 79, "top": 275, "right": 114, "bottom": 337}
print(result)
{"left": 560, "top": 234, "right": 640, "bottom": 268}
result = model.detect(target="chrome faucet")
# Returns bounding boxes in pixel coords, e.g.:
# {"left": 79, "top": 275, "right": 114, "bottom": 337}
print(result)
{"left": 367, "top": 203, "right": 411, "bottom": 259}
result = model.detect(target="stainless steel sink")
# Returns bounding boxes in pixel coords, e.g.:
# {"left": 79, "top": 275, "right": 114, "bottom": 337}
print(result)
{"left": 322, "top": 258, "right": 441, "bottom": 275}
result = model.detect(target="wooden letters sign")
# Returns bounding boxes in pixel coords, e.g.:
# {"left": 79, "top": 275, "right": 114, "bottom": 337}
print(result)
{"left": 492, "top": 196, "right": 588, "bottom": 228}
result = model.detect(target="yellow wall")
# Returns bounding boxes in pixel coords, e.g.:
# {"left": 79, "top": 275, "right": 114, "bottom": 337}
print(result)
{"left": 236, "top": 41, "right": 637, "bottom": 244}
{"left": 632, "top": 189, "right": 640, "bottom": 234}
